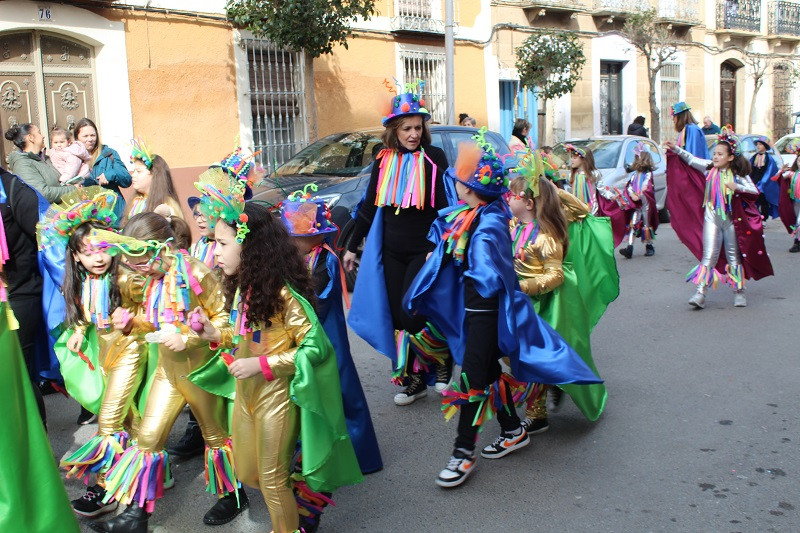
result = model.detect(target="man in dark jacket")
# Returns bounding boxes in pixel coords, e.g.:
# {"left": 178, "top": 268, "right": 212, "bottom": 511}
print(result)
{"left": 626, "top": 116, "right": 648, "bottom": 138}
{"left": 1, "top": 166, "right": 47, "bottom": 425}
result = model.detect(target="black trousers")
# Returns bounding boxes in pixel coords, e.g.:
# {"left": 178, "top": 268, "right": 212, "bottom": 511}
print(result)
{"left": 454, "top": 279, "right": 520, "bottom": 451}
{"left": 8, "top": 296, "right": 47, "bottom": 426}
{"left": 382, "top": 246, "right": 429, "bottom": 335}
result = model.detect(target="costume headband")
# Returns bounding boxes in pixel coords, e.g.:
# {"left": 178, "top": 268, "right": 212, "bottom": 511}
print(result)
{"left": 785, "top": 139, "right": 800, "bottom": 155}
{"left": 511, "top": 149, "right": 543, "bottom": 199}
{"left": 714, "top": 125, "right": 742, "bottom": 157}
{"left": 564, "top": 144, "right": 586, "bottom": 158}
{"left": 195, "top": 167, "right": 250, "bottom": 243}
{"left": 87, "top": 228, "right": 172, "bottom": 258}
{"left": 130, "top": 137, "right": 155, "bottom": 169}
{"left": 37, "top": 186, "right": 118, "bottom": 250}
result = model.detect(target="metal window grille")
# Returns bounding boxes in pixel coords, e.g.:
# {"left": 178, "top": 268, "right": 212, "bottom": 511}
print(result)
{"left": 401, "top": 50, "right": 447, "bottom": 124}
{"left": 243, "top": 38, "right": 308, "bottom": 174}
{"left": 773, "top": 61, "right": 794, "bottom": 139}
{"left": 659, "top": 63, "right": 681, "bottom": 144}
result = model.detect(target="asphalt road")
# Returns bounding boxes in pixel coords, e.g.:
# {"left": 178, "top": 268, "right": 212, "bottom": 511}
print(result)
{"left": 48, "top": 220, "right": 799, "bottom": 533}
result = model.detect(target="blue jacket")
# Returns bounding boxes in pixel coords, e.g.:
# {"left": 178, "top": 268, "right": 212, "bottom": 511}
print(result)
{"left": 83, "top": 145, "right": 131, "bottom": 220}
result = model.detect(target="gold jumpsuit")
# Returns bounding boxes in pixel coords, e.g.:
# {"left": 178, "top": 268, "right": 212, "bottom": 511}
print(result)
{"left": 61, "top": 270, "right": 148, "bottom": 484}
{"left": 102, "top": 255, "right": 234, "bottom": 512}
{"left": 216, "top": 287, "right": 309, "bottom": 533}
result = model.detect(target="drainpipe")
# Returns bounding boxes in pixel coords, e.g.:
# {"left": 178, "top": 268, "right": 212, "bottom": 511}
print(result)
{"left": 445, "top": 0, "right": 455, "bottom": 125}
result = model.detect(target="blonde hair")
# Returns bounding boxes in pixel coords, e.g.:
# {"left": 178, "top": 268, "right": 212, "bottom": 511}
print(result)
{"left": 509, "top": 176, "right": 569, "bottom": 257}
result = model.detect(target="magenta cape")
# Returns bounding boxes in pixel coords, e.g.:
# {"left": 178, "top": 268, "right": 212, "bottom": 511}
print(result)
{"left": 594, "top": 195, "right": 627, "bottom": 247}
{"left": 775, "top": 174, "right": 797, "bottom": 234}
{"left": 666, "top": 151, "right": 773, "bottom": 280}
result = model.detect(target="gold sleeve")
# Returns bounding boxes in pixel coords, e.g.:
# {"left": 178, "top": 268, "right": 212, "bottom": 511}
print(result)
{"left": 184, "top": 258, "right": 230, "bottom": 350}
{"left": 266, "top": 289, "right": 312, "bottom": 379}
{"left": 557, "top": 189, "right": 590, "bottom": 222}
{"left": 117, "top": 269, "right": 155, "bottom": 335}
{"left": 515, "top": 234, "right": 564, "bottom": 296}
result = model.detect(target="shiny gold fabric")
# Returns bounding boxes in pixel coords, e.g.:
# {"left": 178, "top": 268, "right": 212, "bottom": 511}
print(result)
{"left": 557, "top": 189, "right": 590, "bottom": 223}
{"left": 220, "top": 287, "right": 311, "bottom": 533}
{"left": 132, "top": 257, "right": 231, "bottom": 452}
{"left": 515, "top": 233, "right": 565, "bottom": 296}
{"left": 525, "top": 385, "right": 549, "bottom": 420}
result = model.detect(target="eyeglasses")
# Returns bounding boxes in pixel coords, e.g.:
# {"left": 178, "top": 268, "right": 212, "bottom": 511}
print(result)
{"left": 192, "top": 211, "right": 206, "bottom": 219}
{"left": 504, "top": 192, "right": 525, "bottom": 202}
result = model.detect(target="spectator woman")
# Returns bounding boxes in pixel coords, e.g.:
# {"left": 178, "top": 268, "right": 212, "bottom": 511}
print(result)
{"left": 5, "top": 123, "right": 77, "bottom": 203}
{"left": 509, "top": 118, "right": 531, "bottom": 154}
{"left": 75, "top": 118, "right": 132, "bottom": 221}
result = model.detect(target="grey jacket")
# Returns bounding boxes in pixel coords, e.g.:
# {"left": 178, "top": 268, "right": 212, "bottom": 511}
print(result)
{"left": 7, "top": 150, "right": 76, "bottom": 203}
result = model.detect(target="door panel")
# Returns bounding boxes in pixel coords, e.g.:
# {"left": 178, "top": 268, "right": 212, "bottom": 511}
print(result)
{"left": 43, "top": 73, "right": 95, "bottom": 132}
{"left": 1, "top": 74, "right": 40, "bottom": 163}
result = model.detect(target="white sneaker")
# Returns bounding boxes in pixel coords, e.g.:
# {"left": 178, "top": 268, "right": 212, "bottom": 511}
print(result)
{"left": 480, "top": 428, "right": 530, "bottom": 459}
{"left": 435, "top": 449, "right": 476, "bottom": 488}
{"left": 733, "top": 292, "right": 747, "bottom": 307}
{"left": 688, "top": 292, "right": 705, "bottom": 309}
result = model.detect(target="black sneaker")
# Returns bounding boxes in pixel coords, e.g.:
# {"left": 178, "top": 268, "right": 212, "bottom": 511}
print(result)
{"left": 434, "top": 359, "right": 453, "bottom": 393}
{"left": 547, "top": 387, "right": 564, "bottom": 413}
{"left": 167, "top": 422, "right": 205, "bottom": 458}
{"left": 77, "top": 407, "right": 97, "bottom": 425}
{"left": 619, "top": 245, "right": 633, "bottom": 259}
{"left": 203, "top": 489, "right": 249, "bottom": 526}
{"left": 435, "top": 448, "right": 476, "bottom": 488}
{"left": 645, "top": 244, "right": 655, "bottom": 256}
{"left": 521, "top": 417, "right": 550, "bottom": 435}
{"left": 394, "top": 374, "right": 427, "bottom": 406}
{"left": 480, "top": 427, "right": 530, "bottom": 459}
{"left": 72, "top": 485, "right": 118, "bottom": 518}
{"left": 790, "top": 240, "right": 800, "bottom": 253}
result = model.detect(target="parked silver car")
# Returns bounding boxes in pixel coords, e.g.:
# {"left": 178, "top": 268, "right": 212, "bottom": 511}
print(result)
{"left": 774, "top": 133, "right": 800, "bottom": 166}
{"left": 705, "top": 134, "right": 783, "bottom": 169}
{"left": 552, "top": 135, "right": 669, "bottom": 221}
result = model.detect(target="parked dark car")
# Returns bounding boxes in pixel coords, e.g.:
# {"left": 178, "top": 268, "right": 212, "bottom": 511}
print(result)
{"left": 250, "top": 126, "right": 515, "bottom": 288}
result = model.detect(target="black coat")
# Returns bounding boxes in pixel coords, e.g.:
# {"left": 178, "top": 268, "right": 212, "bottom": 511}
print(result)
{"left": 626, "top": 123, "right": 648, "bottom": 138}
{"left": 0, "top": 167, "right": 43, "bottom": 298}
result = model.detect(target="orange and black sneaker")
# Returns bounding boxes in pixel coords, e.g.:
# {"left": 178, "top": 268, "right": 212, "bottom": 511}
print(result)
{"left": 436, "top": 448, "right": 476, "bottom": 488}
{"left": 480, "top": 427, "right": 530, "bottom": 459}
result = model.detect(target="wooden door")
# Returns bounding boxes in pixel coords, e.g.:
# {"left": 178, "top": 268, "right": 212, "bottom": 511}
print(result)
{"left": 0, "top": 32, "right": 40, "bottom": 163}
{"left": 720, "top": 62, "right": 737, "bottom": 130}
{"left": 40, "top": 34, "right": 95, "bottom": 134}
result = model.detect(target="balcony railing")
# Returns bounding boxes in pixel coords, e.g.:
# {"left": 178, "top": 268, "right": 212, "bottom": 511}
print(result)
{"left": 658, "top": 0, "right": 701, "bottom": 24}
{"left": 769, "top": 0, "right": 800, "bottom": 36}
{"left": 391, "top": 0, "right": 445, "bottom": 34}
{"left": 593, "top": 0, "right": 651, "bottom": 14}
{"left": 717, "top": 0, "right": 762, "bottom": 33}
{"left": 514, "top": 0, "right": 587, "bottom": 12}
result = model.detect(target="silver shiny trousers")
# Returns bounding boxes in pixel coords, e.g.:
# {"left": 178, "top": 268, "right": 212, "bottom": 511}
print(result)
{"left": 698, "top": 208, "right": 741, "bottom": 294}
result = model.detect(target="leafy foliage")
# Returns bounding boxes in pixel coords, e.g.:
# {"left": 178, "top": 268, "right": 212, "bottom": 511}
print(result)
{"left": 515, "top": 31, "right": 586, "bottom": 101}
{"left": 226, "top": 0, "right": 377, "bottom": 58}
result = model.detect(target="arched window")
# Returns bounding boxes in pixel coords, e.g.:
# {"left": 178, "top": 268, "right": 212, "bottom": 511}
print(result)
{"left": 1, "top": 31, "right": 96, "bottom": 161}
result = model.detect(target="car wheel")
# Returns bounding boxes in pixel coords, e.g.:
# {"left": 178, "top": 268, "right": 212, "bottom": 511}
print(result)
{"left": 335, "top": 219, "right": 359, "bottom": 293}
{"left": 658, "top": 208, "right": 670, "bottom": 224}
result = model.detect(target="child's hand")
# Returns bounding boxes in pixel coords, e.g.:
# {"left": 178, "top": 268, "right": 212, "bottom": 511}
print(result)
{"left": 111, "top": 308, "right": 132, "bottom": 333}
{"left": 343, "top": 251, "right": 357, "bottom": 272}
{"left": 629, "top": 192, "right": 639, "bottom": 202}
{"left": 227, "top": 358, "right": 261, "bottom": 380}
{"left": 663, "top": 141, "right": 676, "bottom": 151}
{"left": 190, "top": 307, "right": 220, "bottom": 342}
{"left": 67, "top": 331, "right": 85, "bottom": 352}
{"left": 161, "top": 333, "right": 186, "bottom": 352}
{"left": 725, "top": 180, "right": 738, "bottom": 192}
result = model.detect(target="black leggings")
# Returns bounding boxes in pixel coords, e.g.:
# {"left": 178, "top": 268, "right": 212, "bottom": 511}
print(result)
{"left": 454, "top": 279, "right": 520, "bottom": 451}
{"left": 8, "top": 296, "right": 47, "bottom": 426}
{"left": 382, "top": 247, "right": 429, "bottom": 335}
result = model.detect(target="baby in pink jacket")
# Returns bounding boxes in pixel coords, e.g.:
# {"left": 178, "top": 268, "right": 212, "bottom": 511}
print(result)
{"left": 49, "top": 127, "right": 91, "bottom": 185}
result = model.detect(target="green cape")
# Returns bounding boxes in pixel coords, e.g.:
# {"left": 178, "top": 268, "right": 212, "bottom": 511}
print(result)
{"left": 189, "top": 285, "right": 363, "bottom": 492}
{"left": 0, "top": 303, "right": 80, "bottom": 533}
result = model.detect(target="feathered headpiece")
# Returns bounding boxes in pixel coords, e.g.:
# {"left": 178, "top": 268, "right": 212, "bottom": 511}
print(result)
{"left": 130, "top": 137, "right": 155, "bottom": 169}
{"left": 512, "top": 149, "right": 545, "bottom": 199}
{"left": 714, "top": 125, "right": 742, "bottom": 157}
{"left": 564, "top": 143, "right": 586, "bottom": 158}
{"left": 194, "top": 167, "right": 249, "bottom": 243}
{"left": 382, "top": 78, "right": 431, "bottom": 126}
{"left": 37, "top": 186, "right": 118, "bottom": 250}
{"left": 444, "top": 127, "right": 511, "bottom": 197}
{"left": 279, "top": 184, "right": 338, "bottom": 237}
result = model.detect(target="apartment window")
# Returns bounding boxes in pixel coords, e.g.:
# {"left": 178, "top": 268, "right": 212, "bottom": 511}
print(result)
{"left": 243, "top": 38, "right": 308, "bottom": 174}
{"left": 659, "top": 63, "right": 681, "bottom": 143}
{"left": 401, "top": 50, "right": 447, "bottom": 124}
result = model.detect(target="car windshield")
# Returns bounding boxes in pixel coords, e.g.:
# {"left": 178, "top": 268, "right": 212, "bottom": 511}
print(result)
{"left": 553, "top": 139, "right": 622, "bottom": 169}
{"left": 775, "top": 136, "right": 800, "bottom": 154}
{"left": 274, "top": 131, "right": 383, "bottom": 178}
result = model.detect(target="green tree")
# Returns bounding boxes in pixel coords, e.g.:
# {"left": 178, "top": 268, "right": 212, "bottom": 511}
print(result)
{"left": 515, "top": 31, "right": 585, "bottom": 143}
{"left": 621, "top": 9, "right": 682, "bottom": 143}
{"left": 226, "top": 0, "right": 377, "bottom": 140}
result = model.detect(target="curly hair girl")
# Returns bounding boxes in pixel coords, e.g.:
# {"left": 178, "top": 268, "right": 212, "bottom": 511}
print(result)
{"left": 216, "top": 202, "right": 315, "bottom": 328}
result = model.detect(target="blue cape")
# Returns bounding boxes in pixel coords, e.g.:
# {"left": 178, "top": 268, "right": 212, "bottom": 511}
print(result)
{"left": 753, "top": 154, "right": 780, "bottom": 219}
{"left": 404, "top": 200, "right": 601, "bottom": 386}
{"left": 314, "top": 246, "right": 382, "bottom": 474}
{"left": 684, "top": 124, "right": 709, "bottom": 160}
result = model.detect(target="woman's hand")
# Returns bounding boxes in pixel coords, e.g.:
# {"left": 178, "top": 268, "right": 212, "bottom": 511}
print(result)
{"left": 227, "top": 358, "right": 261, "bottom": 380}
{"left": 662, "top": 141, "right": 676, "bottom": 152}
{"left": 111, "top": 308, "right": 133, "bottom": 334}
{"left": 343, "top": 250, "right": 358, "bottom": 272}
{"left": 97, "top": 173, "right": 109, "bottom": 186}
{"left": 161, "top": 333, "right": 186, "bottom": 352}
{"left": 67, "top": 331, "right": 85, "bottom": 352}
{"left": 191, "top": 307, "right": 221, "bottom": 343}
